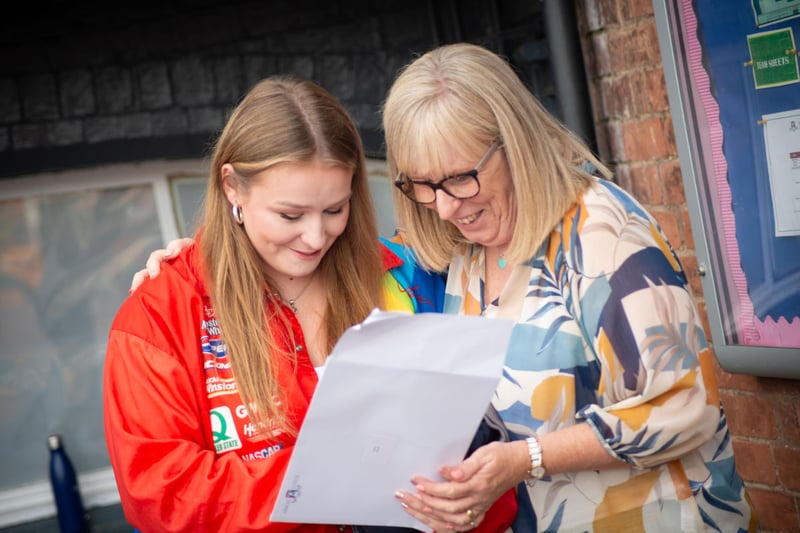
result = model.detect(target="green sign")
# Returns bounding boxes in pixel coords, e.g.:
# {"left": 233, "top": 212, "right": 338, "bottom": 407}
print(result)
{"left": 747, "top": 28, "right": 799, "bottom": 89}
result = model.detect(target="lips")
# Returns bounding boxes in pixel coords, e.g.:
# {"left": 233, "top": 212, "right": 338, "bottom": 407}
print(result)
{"left": 456, "top": 210, "right": 482, "bottom": 225}
{"left": 293, "top": 249, "right": 321, "bottom": 260}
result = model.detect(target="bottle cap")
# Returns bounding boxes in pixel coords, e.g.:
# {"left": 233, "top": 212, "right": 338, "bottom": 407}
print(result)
{"left": 47, "top": 434, "right": 62, "bottom": 450}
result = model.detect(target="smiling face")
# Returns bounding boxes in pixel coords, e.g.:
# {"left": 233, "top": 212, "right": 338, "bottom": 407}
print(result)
{"left": 222, "top": 160, "right": 352, "bottom": 282}
{"left": 415, "top": 144, "right": 516, "bottom": 250}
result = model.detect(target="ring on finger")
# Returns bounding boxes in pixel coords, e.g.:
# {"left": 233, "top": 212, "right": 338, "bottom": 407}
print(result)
{"left": 466, "top": 508, "right": 476, "bottom": 528}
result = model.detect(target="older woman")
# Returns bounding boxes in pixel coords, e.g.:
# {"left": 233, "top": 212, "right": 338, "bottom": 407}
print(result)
{"left": 384, "top": 43, "right": 755, "bottom": 532}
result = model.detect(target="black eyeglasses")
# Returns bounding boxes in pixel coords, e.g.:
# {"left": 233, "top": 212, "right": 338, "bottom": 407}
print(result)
{"left": 394, "top": 139, "right": 502, "bottom": 204}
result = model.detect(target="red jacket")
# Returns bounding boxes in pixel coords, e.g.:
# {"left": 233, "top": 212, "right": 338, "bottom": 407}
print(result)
{"left": 104, "top": 242, "right": 515, "bottom": 532}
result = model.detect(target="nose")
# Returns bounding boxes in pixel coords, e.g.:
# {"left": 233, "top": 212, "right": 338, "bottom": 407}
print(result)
{"left": 431, "top": 189, "right": 461, "bottom": 220}
{"left": 300, "top": 217, "right": 327, "bottom": 249}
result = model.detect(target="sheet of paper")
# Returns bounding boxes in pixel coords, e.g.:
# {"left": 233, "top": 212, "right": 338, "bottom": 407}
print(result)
{"left": 270, "top": 309, "right": 514, "bottom": 530}
{"left": 763, "top": 108, "right": 800, "bottom": 236}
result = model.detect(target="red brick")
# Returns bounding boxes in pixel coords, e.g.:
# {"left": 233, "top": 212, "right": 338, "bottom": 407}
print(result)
{"left": 680, "top": 209, "right": 695, "bottom": 250}
{"left": 619, "top": 0, "right": 655, "bottom": 21}
{"left": 774, "top": 446, "right": 800, "bottom": 491}
{"left": 579, "top": 0, "right": 621, "bottom": 31}
{"left": 600, "top": 74, "right": 634, "bottom": 119}
{"left": 754, "top": 377, "right": 800, "bottom": 395}
{"left": 776, "top": 398, "right": 800, "bottom": 447}
{"left": 720, "top": 392, "right": 777, "bottom": 439}
{"left": 662, "top": 114, "right": 676, "bottom": 156}
{"left": 679, "top": 254, "right": 703, "bottom": 296}
{"left": 621, "top": 117, "right": 670, "bottom": 161}
{"left": 605, "top": 120, "right": 625, "bottom": 162}
{"left": 606, "top": 23, "right": 662, "bottom": 73}
{"left": 747, "top": 488, "right": 800, "bottom": 532}
{"left": 622, "top": 162, "right": 663, "bottom": 204}
{"left": 732, "top": 440, "right": 776, "bottom": 484}
{"left": 717, "top": 367, "right": 761, "bottom": 392}
{"left": 660, "top": 160, "right": 685, "bottom": 205}
{"left": 590, "top": 32, "right": 612, "bottom": 77}
{"left": 644, "top": 68, "right": 670, "bottom": 113}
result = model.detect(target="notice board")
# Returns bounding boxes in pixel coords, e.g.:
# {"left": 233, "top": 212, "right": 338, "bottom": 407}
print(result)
{"left": 654, "top": 0, "right": 800, "bottom": 378}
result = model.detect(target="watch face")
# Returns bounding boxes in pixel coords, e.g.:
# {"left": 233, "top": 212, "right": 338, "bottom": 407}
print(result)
{"left": 531, "top": 465, "right": 546, "bottom": 478}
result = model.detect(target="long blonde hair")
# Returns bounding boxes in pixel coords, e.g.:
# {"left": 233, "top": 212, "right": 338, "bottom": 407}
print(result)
{"left": 200, "top": 77, "right": 383, "bottom": 436}
{"left": 382, "top": 42, "right": 611, "bottom": 271}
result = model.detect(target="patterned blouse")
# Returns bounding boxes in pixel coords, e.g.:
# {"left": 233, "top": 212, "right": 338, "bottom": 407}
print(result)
{"left": 443, "top": 177, "right": 755, "bottom": 532}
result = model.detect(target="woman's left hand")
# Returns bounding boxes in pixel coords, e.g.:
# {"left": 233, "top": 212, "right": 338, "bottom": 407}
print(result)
{"left": 395, "top": 440, "right": 525, "bottom": 531}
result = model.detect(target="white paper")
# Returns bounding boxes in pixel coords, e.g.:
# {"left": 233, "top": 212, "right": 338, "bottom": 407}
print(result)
{"left": 763, "top": 108, "right": 800, "bottom": 236}
{"left": 270, "top": 309, "right": 514, "bottom": 530}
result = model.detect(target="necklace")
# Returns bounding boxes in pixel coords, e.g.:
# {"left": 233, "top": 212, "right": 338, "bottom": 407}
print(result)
{"left": 498, "top": 254, "right": 507, "bottom": 269}
{"left": 278, "top": 274, "right": 316, "bottom": 313}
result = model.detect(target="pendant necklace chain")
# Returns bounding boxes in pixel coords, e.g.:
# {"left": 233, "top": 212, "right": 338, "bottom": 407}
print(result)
{"left": 496, "top": 247, "right": 508, "bottom": 269}
{"left": 278, "top": 273, "right": 316, "bottom": 313}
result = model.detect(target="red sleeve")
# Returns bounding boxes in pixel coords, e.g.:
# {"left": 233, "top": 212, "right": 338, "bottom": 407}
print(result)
{"left": 103, "top": 330, "right": 330, "bottom": 533}
{"left": 473, "top": 488, "right": 517, "bottom": 533}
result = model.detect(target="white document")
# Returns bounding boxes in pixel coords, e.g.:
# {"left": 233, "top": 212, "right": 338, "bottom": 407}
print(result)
{"left": 763, "top": 108, "right": 800, "bottom": 236}
{"left": 270, "top": 309, "right": 514, "bottom": 531}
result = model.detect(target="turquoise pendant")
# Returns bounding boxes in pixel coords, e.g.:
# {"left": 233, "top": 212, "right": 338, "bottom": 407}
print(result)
{"left": 498, "top": 255, "right": 507, "bottom": 269}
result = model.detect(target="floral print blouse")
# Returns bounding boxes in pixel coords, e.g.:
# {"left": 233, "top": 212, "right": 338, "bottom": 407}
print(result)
{"left": 443, "top": 177, "right": 755, "bottom": 532}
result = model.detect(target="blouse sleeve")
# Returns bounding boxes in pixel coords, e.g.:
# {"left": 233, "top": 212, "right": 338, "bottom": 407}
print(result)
{"left": 570, "top": 189, "right": 722, "bottom": 469}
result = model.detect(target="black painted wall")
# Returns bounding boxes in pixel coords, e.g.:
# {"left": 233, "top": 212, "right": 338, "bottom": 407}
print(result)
{"left": 0, "top": 0, "right": 554, "bottom": 179}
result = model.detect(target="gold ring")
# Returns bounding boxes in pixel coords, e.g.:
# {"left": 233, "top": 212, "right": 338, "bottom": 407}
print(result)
{"left": 466, "top": 508, "right": 476, "bottom": 528}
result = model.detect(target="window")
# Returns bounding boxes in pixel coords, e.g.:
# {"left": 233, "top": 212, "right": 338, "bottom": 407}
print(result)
{"left": 0, "top": 157, "right": 396, "bottom": 527}
{"left": 0, "top": 159, "right": 204, "bottom": 527}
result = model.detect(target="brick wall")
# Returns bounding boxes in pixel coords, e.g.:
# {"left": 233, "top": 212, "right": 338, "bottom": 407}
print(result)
{"left": 576, "top": 1, "right": 800, "bottom": 531}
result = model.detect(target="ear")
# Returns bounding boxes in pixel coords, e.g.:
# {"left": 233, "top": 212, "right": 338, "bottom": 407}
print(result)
{"left": 221, "top": 163, "right": 239, "bottom": 206}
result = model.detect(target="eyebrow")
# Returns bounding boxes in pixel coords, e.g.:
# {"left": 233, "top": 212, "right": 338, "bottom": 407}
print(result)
{"left": 274, "top": 193, "right": 352, "bottom": 209}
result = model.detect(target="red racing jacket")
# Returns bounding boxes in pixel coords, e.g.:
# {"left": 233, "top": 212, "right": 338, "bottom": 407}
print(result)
{"left": 104, "top": 239, "right": 516, "bottom": 532}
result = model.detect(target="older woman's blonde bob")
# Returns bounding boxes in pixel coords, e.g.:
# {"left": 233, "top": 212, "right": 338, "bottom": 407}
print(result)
{"left": 382, "top": 42, "right": 611, "bottom": 271}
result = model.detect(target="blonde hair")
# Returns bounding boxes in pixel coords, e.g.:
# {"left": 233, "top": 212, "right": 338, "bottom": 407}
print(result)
{"left": 382, "top": 42, "right": 611, "bottom": 271}
{"left": 200, "top": 77, "right": 383, "bottom": 436}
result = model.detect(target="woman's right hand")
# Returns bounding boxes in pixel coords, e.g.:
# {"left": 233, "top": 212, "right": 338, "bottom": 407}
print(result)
{"left": 129, "top": 237, "right": 195, "bottom": 293}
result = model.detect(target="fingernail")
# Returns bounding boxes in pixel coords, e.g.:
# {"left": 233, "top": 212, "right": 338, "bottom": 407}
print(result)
{"left": 394, "top": 491, "right": 403, "bottom": 500}
{"left": 400, "top": 502, "right": 409, "bottom": 509}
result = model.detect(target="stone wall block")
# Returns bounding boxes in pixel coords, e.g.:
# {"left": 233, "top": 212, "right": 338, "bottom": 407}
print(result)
{"left": 137, "top": 62, "right": 172, "bottom": 111}
{"left": 243, "top": 55, "right": 277, "bottom": 92}
{"left": 150, "top": 109, "right": 189, "bottom": 137}
{"left": 60, "top": 70, "right": 95, "bottom": 118}
{"left": 211, "top": 57, "right": 244, "bottom": 104}
{"left": 188, "top": 107, "right": 223, "bottom": 135}
{"left": 12, "top": 123, "right": 47, "bottom": 150}
{"left": 95, "top": 66, "right": 134, "bottom": 114}
{"left": 0, "top": 78, "right": 21, "bottom": 124}
{"left": 172, "top": 57, "right": 215, "bottom": 107}
{"left": 47, "top": 120, "right": 83, "bottom": 146}
{"left": 22, "top": 73, "right": 59, "bottom": 121}
{"left": 321, "top": 55, "right": 355, "bottom": 102}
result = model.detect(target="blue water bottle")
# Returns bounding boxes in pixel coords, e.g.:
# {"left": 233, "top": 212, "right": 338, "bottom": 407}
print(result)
{"left": 48, "top": 434, "right": 91, "bottom": 533}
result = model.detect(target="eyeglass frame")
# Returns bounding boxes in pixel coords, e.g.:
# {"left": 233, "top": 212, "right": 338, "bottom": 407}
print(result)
{"left": 393, "top": 138, "right": 503, "bottom": 204}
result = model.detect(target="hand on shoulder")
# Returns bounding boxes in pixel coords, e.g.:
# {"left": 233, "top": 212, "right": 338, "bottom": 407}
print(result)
{"left": 129, "top": 237, "right": 195, "bottom": 293}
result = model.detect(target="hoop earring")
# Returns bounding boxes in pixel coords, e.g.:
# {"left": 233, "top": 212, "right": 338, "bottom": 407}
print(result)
{"left": 232, "top": 204, "right": 243, "bottom": 225}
